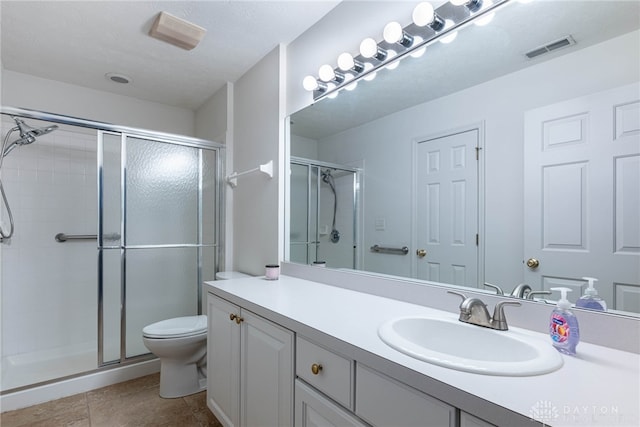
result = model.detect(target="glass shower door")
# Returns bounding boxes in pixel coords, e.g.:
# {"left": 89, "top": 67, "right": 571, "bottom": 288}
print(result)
{"left": 100, "top": 133, "right": 219, "bottom": 363}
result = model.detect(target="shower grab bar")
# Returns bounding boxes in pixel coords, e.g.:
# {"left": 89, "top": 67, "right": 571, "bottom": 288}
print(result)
{"left": 370, "top": 245, "right": 409, "bottom": 255}
{"left": 55, "top": 233, "right": 120, "bottom": 242}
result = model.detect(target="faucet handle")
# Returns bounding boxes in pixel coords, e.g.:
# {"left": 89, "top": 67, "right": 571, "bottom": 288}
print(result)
{"left": 447, "top": 290, "right": 467, "bottom": 303}
{"left": 491, "top": 301, "right": 521, "bottom": 331}
{"left": 484, "top": 282, "right": 504, "bottom": 295}
{"left": 527, "top": 290, "right": 552, "bottom": 300}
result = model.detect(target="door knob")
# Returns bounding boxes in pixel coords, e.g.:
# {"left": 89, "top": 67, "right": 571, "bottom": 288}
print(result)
{"left": 416, "top": 249, "right": 427, "bottom": 258}
{"left": 526, "top": 258, "right": 540, "bottom": 269}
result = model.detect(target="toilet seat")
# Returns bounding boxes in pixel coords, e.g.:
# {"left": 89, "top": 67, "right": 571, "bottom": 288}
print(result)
{"left": 143, "top": 315, "right": 207, "bottom": 339}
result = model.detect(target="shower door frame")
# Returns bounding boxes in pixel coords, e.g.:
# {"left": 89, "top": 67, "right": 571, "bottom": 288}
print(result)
{"left": 289, "top": 156, "right": 361, "bottom": 269}
{"left": 1, "top": 106, "right": 226, "bottom": 377}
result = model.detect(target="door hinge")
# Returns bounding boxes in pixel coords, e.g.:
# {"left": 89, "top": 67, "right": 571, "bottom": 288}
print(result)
{"left": 475, "top": 146, "right": 481, "bottom": 160}
{"left": 476, "top": 234, "right": 479, "bottom": 246}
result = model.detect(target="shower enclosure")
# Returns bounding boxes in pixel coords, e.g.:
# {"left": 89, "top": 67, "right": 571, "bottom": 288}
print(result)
{"left": 0, "top": 108, "right": 224, "bottom": 393}
{"left": 289, "top": 157, "right": 360, "bottom": 269}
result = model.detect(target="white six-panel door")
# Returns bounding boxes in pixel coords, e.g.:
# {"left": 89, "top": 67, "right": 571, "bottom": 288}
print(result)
{"left": 415, "top": 128, "right": 480, "bottom": 287}
{"left": 524, "top": 83, "right": 640, "bottom": 311}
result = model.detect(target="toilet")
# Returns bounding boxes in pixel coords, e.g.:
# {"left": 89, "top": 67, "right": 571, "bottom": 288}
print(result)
{"left": 142, "top": 315, "right": 207, "bottom": 398}
{"left": 142, "top": 272, "right": 250, "bottom": 398}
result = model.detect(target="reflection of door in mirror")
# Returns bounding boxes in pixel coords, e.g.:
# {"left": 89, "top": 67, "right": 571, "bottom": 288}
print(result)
{"left": 524, "top": 83, "right": 640, "bottom": 313}
{"left": 415, "top": 128, "right": 479, "bottom": 287}
{"left": 289, "top": 158, "right": 359, "bottom": 269}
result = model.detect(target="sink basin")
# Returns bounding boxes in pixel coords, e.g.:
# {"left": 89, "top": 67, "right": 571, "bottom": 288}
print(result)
{"left": 378, "top": 316, "right": 563, "bottom": 376}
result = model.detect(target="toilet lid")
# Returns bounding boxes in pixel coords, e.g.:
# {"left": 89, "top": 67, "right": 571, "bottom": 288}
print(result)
{"left": 143, "top": 315, "right": 207, "bottom": 338}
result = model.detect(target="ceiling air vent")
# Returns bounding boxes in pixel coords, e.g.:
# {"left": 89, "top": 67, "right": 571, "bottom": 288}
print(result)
{"left": 525, "top": 35, "right": 576, "bottom": 59}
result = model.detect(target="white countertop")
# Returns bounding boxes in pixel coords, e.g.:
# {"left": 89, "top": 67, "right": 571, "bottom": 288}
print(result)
{"left": 204, "top": 275, "right": 640, "bottom": 427}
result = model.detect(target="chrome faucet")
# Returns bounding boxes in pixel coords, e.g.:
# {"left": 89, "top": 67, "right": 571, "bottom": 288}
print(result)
{"left": 510, "top": 283, "right": 532, "bottom": 298}
{"left": 448, "top": 291, "right": 521, "bottom": 331}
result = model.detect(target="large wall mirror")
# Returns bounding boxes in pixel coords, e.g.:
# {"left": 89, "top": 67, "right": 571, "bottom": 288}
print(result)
{"left": 287, "top": 0, "right": 640, "bottom": 316}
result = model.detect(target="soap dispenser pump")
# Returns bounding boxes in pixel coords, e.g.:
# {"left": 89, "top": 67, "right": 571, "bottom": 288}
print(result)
{"left": 575, "top": 277, "right": 607, "bottom": 311}
{"left": 549, "top": 287, "right": 580, "bottom": 355}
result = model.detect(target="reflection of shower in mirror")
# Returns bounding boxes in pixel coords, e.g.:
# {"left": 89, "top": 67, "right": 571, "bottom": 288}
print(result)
{"left": 289, "top": 158, "right": 360, "bottom": 269}
{"left": 321, "top": 169, "right": 340, "bottom": 244}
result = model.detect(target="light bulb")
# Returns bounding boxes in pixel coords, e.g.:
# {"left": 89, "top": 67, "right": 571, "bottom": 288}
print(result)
{"left": 363, "top": 62, "right": 376, "bottom": 81}
{"left": 345, "top": 80, "right": 358, "bottom": 91}
{"left": 318, "top": 64, "right": 336, "bottom": 82}
{"left": 383, "top": 21, "right": 403, "bottom": 43}
{"left": 360, "top": 38, "right": 378, "bottom": 58}
{"left": 412, "top": 2, "right": 435, "bottom": 27}
{"left": 385, "top": 50, "right": 399, "bottom": 70}
{"left": 302, "top": 75, "right": 319, "bottom": 91}
{"left": 360, "top": 37, "right": 387, "bottom": 61}
{"left": 439, "top": 20, "right": 458, "bottom": 44}
{"left": 410, "top": 36, "right": 426, "bottom": 58}
{"left": 337, "top": 52, "right": 355, "bottom": 71}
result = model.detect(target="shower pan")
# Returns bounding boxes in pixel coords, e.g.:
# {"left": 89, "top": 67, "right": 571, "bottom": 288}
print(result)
{"left": 289, "top": 157, "right": 360, "bottom": 269}
{"left": 0, "top": 108, "right": 224, "bottom": 394}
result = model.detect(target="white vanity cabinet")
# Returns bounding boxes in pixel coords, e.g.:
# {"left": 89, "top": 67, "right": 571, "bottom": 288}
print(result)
{"left": 207, "top": 292, "right": 294, "bottom": 427}
{"left": 355, "top": 364, "right": 457, "bottom": 427}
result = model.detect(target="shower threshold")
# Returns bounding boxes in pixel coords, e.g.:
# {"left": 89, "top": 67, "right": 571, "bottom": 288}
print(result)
{"left": 1, "top": 342, "right": 96, "bottom": 392}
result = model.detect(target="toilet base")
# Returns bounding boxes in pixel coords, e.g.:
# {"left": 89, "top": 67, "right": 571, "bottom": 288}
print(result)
{"left": 159, "top": 359, "right": 206, "bottom": 398}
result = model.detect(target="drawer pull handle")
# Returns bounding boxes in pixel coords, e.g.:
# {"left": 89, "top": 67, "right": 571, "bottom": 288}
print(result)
{"left": 311, "top": 363, "right": 323, "bottom": 375}
{"left": 229, "top": 313, "right": 237, "bottom": 321}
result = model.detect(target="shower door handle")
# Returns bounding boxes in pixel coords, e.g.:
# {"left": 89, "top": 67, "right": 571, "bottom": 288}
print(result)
{"left": 55, "top": 233, "right": 97, "bottom": 242}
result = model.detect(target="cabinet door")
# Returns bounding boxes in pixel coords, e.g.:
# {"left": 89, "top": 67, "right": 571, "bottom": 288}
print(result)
{"left": 207, "top": 294, "right": 241, "bottom": 427}
{"left": 295, "top": 380, "right": 368, "bottom": 427}
{"left": 460, "top": 412, "right": 496, "bottom": 427}
{"left": 355, "top": 364, "right": 456, "bottom": 427}
{"left": 241, "top": 309, "right": 294, "bottom": 427}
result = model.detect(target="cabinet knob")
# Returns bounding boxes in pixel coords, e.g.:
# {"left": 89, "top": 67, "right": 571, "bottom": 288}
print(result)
{"left": 311, "top": 363, "right": 323, "bottom": 375}
{"left": 229, "top": 313, "right": 244, "bottom": 324}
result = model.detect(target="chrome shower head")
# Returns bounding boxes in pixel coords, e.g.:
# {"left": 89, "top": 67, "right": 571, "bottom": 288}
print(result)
{"left": 15, "top": 117, "right": 58, "bottom": 139}
{"left": 1, "top": 118, "right": 58, "bottom": 158}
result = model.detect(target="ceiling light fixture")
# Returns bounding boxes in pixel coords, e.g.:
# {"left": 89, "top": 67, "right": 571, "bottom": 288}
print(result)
{"left": 149, "top": 11, "right": 206, "bottom": 51}
{"left": 303, "top": 0, "right": 510, "bottom": 100}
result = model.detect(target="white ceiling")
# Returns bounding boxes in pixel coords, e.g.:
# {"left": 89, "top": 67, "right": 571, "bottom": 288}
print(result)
{"left": 0, "top": 0, "right": 340, "bottom": 111}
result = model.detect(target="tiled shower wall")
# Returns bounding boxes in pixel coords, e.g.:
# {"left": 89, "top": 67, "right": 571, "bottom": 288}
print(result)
{"left": 1, "top": 118, "right": 98, "bottom": 359}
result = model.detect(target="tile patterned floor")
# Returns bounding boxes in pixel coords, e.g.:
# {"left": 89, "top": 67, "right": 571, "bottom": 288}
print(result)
{"left": 0, "top": 373, "right": 223, "bottom": 427}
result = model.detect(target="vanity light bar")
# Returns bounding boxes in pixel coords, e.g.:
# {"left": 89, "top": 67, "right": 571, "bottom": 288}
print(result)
{"left": 303, "top": 0, "right": 512, "bottom": 101}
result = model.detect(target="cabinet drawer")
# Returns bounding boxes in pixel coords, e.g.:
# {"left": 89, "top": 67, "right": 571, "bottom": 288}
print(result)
{"left": 355, "top": 364, "right": 456, "bottom": 427}
{"left": 296, "top": 337, "right": 354, "bottom": 409}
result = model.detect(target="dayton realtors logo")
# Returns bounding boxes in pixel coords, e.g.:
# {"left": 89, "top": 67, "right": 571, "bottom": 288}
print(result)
{"left": 530, "top": 400, "right": 623, "bottom": 425}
